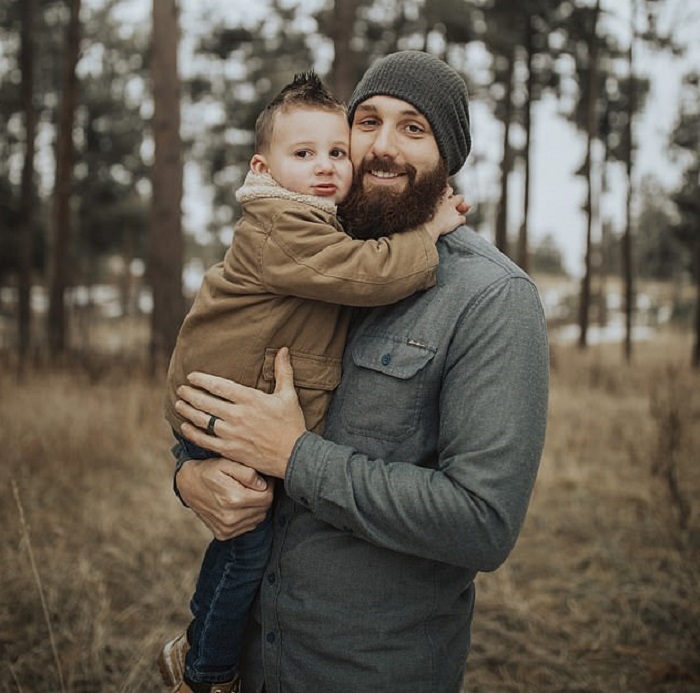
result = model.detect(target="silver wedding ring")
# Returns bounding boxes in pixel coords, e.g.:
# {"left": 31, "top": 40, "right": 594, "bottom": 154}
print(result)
{"left": 206, "top": 414, "right": 219, "bottom": 436}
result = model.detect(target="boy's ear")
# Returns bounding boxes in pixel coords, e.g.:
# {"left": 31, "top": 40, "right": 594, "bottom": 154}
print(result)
{"left": 250, "top": 154, "right": 269, "bottom": 174}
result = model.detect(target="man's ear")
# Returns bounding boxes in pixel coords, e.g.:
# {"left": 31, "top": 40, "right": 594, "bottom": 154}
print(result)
{"left": 250, "top": 154, "right": 269, "bottom": 174}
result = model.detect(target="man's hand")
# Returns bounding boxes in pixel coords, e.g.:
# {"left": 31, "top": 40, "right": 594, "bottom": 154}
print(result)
{"left": 176, "top": 457, "right": 273, "bottom": 540}
{"left": 175, "top": 347, "right": 307, "bottom": 479}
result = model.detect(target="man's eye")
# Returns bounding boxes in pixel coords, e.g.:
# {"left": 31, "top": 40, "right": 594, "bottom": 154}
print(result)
{"left": 357, "top": 118, "right": 378, "bottom": 128}
{"left": 406, "top": 123, "right": 425, "bottom": 134}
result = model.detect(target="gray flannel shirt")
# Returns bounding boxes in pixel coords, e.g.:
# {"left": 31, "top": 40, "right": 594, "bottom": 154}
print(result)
{"left": 240, "top": 227, "right": 549, "bottom": 693}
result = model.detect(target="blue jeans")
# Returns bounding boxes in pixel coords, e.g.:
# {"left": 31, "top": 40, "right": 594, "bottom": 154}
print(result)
{"left": 172, "top": 433, "right": 273, "bottom": 684}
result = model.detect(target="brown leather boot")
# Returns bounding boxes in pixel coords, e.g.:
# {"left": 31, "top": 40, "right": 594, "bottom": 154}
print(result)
{"left": 158, "top": 632, "right": 189, "bottom": 687}
{"left": 170, "top": 680, "right": 240, "bottom": 693}
{"left": 158, "top": 631, "right": 240, "bottom": 693}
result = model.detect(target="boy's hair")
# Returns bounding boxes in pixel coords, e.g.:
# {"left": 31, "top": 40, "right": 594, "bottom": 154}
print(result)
{"left": 254, "top": 71, "right": 346, "bottom": 154}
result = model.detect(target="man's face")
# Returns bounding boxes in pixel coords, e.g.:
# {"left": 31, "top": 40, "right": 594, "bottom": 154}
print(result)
{"left": 340, "top": 95, "right": 447, "bottom": 240}
{"left": 349, "top": 95, "right": 441, "bottom": 193}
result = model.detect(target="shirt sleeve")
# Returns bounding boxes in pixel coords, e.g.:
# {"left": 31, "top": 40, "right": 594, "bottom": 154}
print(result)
{"left": 260, "top": 205, "right": 439, "bottom": 306}
{"left": 284, "top": 276, "right": 549, "bottom": 572}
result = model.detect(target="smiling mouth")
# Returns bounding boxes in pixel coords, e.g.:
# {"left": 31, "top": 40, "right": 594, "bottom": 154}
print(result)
{"left": 357, "top": 158, "right": 415, "bottom": 187}
{"left": 368, "top": 170, "right": 403, "bottom": 179}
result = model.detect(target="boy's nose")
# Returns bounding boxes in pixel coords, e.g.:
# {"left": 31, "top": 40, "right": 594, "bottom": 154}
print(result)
{"left": 315, "top": 156, "right": 334, "bottom": 173}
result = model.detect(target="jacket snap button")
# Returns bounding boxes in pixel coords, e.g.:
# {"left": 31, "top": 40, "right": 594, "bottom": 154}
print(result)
{"left": 381, "top": 353, "right": 391, "bottom": 365}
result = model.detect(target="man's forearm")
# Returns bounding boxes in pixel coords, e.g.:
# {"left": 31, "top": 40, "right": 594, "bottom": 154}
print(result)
{"left": 284, "top": 278, "right": 549, "bottom": 572}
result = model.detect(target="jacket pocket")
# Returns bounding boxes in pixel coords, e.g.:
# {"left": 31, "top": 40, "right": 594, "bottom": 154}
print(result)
{"left": 341, "top": 336, "right": 436, "bottom": 441}
{"left": 261, "top": 348, "right": 342, "bottom": 433}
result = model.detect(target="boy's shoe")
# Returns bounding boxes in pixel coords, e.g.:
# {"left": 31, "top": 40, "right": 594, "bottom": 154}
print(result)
{"left": 158, "top": 632, "right": 241, "bottom": 693}
{"left": 158, "top": 632, "right": 189, "bottom": 687}
{"left": 170, "top": 680, "right": 240, "bottom": 693}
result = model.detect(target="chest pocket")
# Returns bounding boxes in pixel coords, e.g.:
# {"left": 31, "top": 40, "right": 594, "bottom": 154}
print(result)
{"left": 340, "top": 336, "right": 436, "bottom": 442}
{"left": 260, "top": 348, "right": 342, "bottom": 434}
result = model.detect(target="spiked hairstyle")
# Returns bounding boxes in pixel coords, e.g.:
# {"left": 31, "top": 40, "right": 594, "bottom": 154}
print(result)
{"left": 254, "top": 71, "right": 346, "bottom": 154}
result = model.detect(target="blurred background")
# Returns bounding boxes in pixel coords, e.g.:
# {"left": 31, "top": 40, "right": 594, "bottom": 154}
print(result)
{"left": 1, "top": 1, "right": 699, "bottom": 691}
{"left": 0, "top": 0, "right": 698, "bottom": 369}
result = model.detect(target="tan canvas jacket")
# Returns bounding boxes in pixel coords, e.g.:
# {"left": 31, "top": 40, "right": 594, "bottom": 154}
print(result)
{"left": 165, "top": 172, "right": 439, "bottom": 434}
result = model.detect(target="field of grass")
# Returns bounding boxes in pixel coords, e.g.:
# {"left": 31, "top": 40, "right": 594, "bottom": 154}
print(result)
{"left": 1, "top": 332, "right": 699, "bottom": 692}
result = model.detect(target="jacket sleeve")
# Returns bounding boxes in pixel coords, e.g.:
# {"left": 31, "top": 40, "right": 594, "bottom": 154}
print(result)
{"left": 260, "top": 205, "right": 439, "bottom": 306}
{"left": 284, "top": 277, "right": 549, "bottom": 572}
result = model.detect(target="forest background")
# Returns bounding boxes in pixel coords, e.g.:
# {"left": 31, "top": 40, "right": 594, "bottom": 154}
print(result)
{"left": 1, "top": 0, "right": 699, "bottom": 691}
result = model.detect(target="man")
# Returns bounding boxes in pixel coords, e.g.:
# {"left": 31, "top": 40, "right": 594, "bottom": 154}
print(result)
{"left": 173, "top": 50, "right": 549, "bottom": 693}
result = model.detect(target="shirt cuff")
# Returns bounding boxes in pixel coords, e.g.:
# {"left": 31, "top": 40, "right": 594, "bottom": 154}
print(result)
{"left": 171, "top": 442, "right": 192, "bottom": 507}
{"left": 284, "top": 431, "right": 331, "bottom": 510}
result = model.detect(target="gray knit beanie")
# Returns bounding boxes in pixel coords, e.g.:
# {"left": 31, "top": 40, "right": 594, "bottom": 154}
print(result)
{"left": 347, "top": 51, "right": 471, "bottom": 176}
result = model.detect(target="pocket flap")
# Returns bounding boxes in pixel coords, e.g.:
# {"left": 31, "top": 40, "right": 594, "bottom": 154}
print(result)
{"left": 262, "top": 348, "right": 342, "bottom": 391}
{"left": 351, "top": 336, "right": 436, "bottom": 380}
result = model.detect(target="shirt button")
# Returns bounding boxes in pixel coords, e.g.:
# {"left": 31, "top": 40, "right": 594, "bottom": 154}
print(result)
{"left": 267, "top": 572, "right": 276, "bottom": 584}
{"left": 381, "top": 353, "right": 392, "bottom": 366}
{"left": 266, "top": 632, "right": 276, "bottom": 644}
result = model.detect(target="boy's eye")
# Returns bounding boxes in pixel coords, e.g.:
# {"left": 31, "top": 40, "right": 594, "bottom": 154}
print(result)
{"left": 330, "top": 148, "right": 347, "bottom": 159}
{"left": 295, "top": 150, "right": 312, "bottom": 158}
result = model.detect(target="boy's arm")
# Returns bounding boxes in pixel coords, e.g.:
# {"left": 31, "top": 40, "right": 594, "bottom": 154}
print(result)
{"left": 261, "top": 205, "right": 451, "bottom": 307}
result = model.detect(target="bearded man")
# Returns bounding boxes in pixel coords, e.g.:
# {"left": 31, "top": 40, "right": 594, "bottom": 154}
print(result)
{"left": 172, "top": 51, "right": 550, "bottom": 693}
{"left": 339, "top": 148, "right": 449, "bottom": 241}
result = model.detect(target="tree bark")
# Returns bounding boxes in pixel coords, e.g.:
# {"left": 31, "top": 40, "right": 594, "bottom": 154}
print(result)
{"left": 693, "top": 239, "right": 700, "bottom": 369}
{"left": 149, "top": 0, "right": 185, "bottom": 373}
{"left": 18, "top": 0, "right": 37, "bottom": 375}
{"left": 622, "top": 0, "right": 637, "bottom": 362}
{"left": 578, "top": 0, "right": 600, "bottom": 350}
{"left": 47, "top": 0, "right": 82, "bottom": 358}
{"left": 495, "top": 47, "right": 515, "bottom": 257}
{"left": 328, "top": 0, "right": 360, "bottom": 102}
{"left": 517, "top": 16, "right": 535, "bottom": 273}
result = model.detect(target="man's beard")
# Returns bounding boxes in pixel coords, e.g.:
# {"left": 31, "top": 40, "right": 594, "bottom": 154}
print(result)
{"left": 339, "top": 157, "right": 448, "bottom": 240}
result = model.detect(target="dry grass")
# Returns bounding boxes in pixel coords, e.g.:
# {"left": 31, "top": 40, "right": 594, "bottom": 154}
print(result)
{"left": 468, "top": 332, "right": 700, "bottom": 692}
{"left": 1, "top": 333, "right": 699, "bottom": 692}
{"left": 1, "top": 365, "right": 208, "bottom": 691}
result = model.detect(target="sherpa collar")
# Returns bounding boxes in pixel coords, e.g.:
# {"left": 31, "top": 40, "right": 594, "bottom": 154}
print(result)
{"left": 235, "top": 171, "right": 338, "bottom": 216}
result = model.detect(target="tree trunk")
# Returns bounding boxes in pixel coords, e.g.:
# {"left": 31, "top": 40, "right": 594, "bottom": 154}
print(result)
{"left": 517, "top": 16, "right": 534, "bottom": 273}
{"left": 495, "top": 48, "right": 515, "bottom": 257}
{"left": 47, "top": 0, "right": 81, "bottom": 358}
{"left": 693, "top": 239, "right": 700, "bottom": 369}
{"left": 578, "top": 0, "right": 600, "bottom": 350}
{"left": 328, "top": 0, "right": 360, "bottom": 102}
{"left": 622, "top": 0, "right": 637, "bottom": 362}
{"left": 149, "top": 0, "right": 185, "bottom": 373}
{"left": 18, "top": 0, "right": 37, "bottom": 376}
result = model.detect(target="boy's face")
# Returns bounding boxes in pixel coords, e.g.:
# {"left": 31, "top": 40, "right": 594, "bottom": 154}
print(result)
{"left": 252, "top": 107, "right": 353, "bottom": 205}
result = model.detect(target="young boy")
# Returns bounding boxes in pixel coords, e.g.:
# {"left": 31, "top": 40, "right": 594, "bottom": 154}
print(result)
{"left": 159, "top": 72, "right": 466, "bottom": 693}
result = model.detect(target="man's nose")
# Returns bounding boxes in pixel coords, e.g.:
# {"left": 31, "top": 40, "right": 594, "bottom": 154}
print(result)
{"left": 370, "top": 126, "right": 399, "bottom": 159}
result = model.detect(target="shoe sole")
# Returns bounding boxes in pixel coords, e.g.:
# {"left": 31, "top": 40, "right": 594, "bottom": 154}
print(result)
{"left": 157, "top": 638, "right": 186, "bottom": 687}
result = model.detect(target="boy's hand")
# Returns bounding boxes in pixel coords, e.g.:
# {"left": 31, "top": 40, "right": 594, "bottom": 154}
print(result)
{"left": 425, "top": 186, "right": 470, "bottom": 241}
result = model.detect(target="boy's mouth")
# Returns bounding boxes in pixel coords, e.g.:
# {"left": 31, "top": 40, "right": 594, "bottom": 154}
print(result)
{"left": 313, "top": 183, "right": 338, "bottom": 196}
